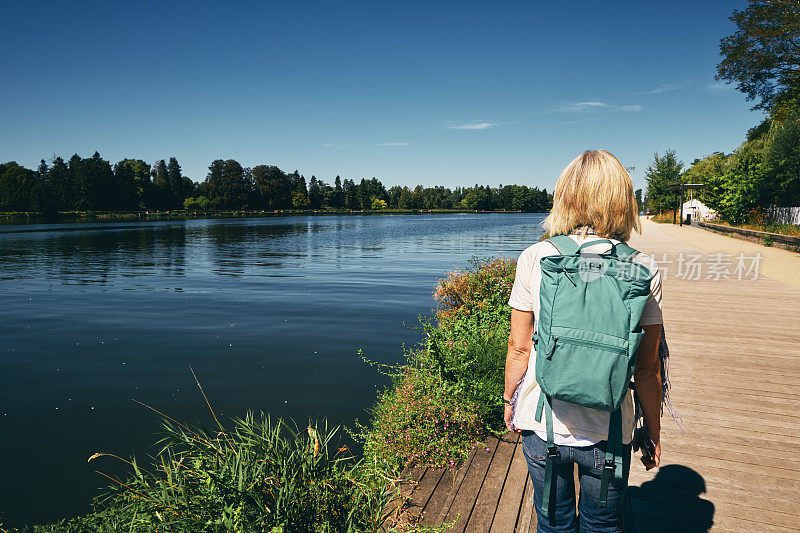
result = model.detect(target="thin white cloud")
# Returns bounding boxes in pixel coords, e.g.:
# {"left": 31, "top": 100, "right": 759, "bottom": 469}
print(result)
{"left": 567, "top": 101, "right": 608, "bottom": 111}
{"left": 321, "top": 143, "right": 355, "bottom": 149}
{"left": 558, "top": 101, "right": 641, "bottom": 113}
{"left": 638, "top": 83, "right": 680, "bottom": 95}
{"left": 449, "top": 122, "right": 500, "bottom": 130}
{"left": 707, "top": 81, "right": 733, "bottom": 91}
{"left": 376, "top": 142, "right": 410, "bottom": 146}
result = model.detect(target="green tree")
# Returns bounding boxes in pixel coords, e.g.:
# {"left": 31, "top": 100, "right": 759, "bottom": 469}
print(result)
{"left": 152, "top": 159, "right": 171, "bottom": 209}
{"left": 716, "top": 0, "right": 800, "bottom": 113}
{"left": 292, "top": 190, "right": 309, "bottom": 208}
{"left": 308, "top": 175, "right": 324, "bottom": 209}
{"left": 343, "top": 178, "right": 358, "bottom": 209}
{"left": 370, "top": 197, "right": 387, "bottom": 210}
{"left": 765, "top": 108, "right": 800, "bottom": 206}
{"left": 252, "top": 165, "right": 291, "bottom": 209}
{"left": 31, "top": 159, "right": 58, "bottom": 214}
{"left": 331, "top": 176, "right": 345, "bottom": 209}
{"left": 0, "top": 163, "right": 36, "bottom": 211}
{"left": 113, "top": 159, "right": 140, "bottom": 210}
{"left": 682, "top": 152, "right": 730, "bottom": 210}
{"left": 644, "top": 150, "right": 684, "bottom": 214}
{"left": 716, "top": 140, "right": 769, "bottom": 223}
{"left": 398, "top": 187, "right": 412, "bottom": 209}
{"left": 49, "top": 156, "right": 70, "bottom": 210}
{"left": 167, "top": 157, "right": 185, "bottom": 206}
{"left": 67, "top": 154, "right": 84, "bottom": 209}
{"left": 204, "top": 159, "right": 250, "bottom": 209}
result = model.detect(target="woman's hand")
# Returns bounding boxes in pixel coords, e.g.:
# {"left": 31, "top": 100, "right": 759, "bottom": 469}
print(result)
{"left": 634, "top": 323, "right": 663, "bottom": 471}
{"left": 504, "top": 402, "right": 520, "bottom": 433}
{"left": 641, "top": 438, "right": 661, "bottom": 471}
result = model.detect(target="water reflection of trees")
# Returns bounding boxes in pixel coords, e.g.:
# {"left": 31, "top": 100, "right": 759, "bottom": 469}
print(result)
{"left": 206, "top": 220, "right": 323, "bottom": 277}
{"left": 0, "top": 224, "right": 190, "bottom": 285}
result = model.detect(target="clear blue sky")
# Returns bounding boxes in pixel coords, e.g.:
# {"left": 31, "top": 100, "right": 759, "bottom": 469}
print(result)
{"left": 1, "top": 0, "right": 758, "bottom": 192}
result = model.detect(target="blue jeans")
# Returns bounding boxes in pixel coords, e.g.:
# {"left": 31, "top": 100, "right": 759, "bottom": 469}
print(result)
{"left": 521, "top": 431, "right": 632, "bottom": 533}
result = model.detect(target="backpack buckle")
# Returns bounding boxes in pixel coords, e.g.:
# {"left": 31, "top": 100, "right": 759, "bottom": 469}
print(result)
{"left": 547, "top": 446, "right": 560, "bottom": 459}
{"left": 603, "top": 458, "right": 616, "bottom": 473}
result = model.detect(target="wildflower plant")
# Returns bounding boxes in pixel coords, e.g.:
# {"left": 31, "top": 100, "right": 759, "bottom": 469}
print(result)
{"left": 361, "top": 256, "right": 516, "bottom": 474}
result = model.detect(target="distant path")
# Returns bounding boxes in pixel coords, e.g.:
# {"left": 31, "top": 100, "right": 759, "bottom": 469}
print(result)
{"left": 383, "top": 217, "right": 800, "bottom": 532}
{"left": 646, "top": 217, "right": 800, "bottom": 290}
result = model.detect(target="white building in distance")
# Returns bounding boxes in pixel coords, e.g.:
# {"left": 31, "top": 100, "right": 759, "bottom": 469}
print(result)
{"left": 682, "top": 199, "right": 717, "bottom": 221}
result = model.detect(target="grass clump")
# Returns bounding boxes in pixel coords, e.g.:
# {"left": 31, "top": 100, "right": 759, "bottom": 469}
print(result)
{"left": 13, "top": 414, "right": 390, "bottom": 533}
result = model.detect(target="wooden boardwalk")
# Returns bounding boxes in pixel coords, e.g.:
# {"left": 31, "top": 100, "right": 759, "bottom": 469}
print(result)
{"left": 383, "top": 220, "right": 800, "bottom": 532}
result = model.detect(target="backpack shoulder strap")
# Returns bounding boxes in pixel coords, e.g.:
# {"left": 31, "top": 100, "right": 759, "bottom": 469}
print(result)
{"left": 545, "top": 234, "right": 579, "bottom": 255}
{"left": 615, "top": 242, "right": 640, "bottom": 261}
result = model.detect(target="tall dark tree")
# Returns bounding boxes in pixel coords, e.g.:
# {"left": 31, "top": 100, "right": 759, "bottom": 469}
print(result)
{"left": 114, "top": 159, "right": 144, "bottom": 210}
{"left": 331, "top": 176, "right": 345, "bottom": 209}
{"left": 68, "top": 154, "right": 86, "bottom": 209}
{"left": 716, "top": 0, "right": 800, "bottom": 113}
{"left": 30, "top": 160, "right": 56, "bottom": 214}
{"left": 167, "top": 157, "right": 184, "bottom": 206}
{"left": 765, "top": 107, "right": 800, "bottom": 206}
{"left": 398, "top": 186, "right": 412, "bottom": 209}
{"left": 308, "top": 176, "right": 324, "bottom": 209}
{"left": 89, "top": 151, "right": 116, "bottom": 210}
{"left": 49, "top": 156, "right": 70, "bottom": 210}
{"left": 67, "top": 152, "right": 114, "bottom": 211}
{"left": 388, "top": 185, "right": 403, "bottom": 209}
{"left": 151, "top": 159, "right": 170, "bottom": 209}
{"left": 204, "top": 159, "right": 250, "bottom": 209}
{"left": 252, "top": 165, "right": 291, "bottom": 209}
{"left": 343, "top": 178, "right": 357, "bottom": 209}
{"left": 644, "top": 150, "right": 684, "bottom": 214}
{"left": 0, "top": 163, "right": 37, "bottom": 211}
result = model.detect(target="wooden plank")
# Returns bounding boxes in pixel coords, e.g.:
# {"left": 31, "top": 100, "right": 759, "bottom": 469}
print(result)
{"left": 629, "top": 479, "right": 799, "bottom": 517}
{"left": 490, "top": 440, "right": 530, "bottom": 533}
{"left": 658, "top": 426, "right": 797, "bottom": 455}
{"left": 389, "top": 467, "right": 447, "bottom": 528}
{"left": 466, "top": 434, "right": 519, "bottom": 532}
{"left": 630, "top": 496, "right": 800, "bottom": 532}
{"left": 443, "top": 437, "right": 500, "bottom": 532}
{"left": 412, "top": 468, "right": 447, "bottom": 518}
{"left": 515, "top": 476, "right": 536, "bottom": 533}
{"left": 381, "top": 466, "right": 426, "bottom": 531}
{"left": 420, "top": 445, "right": 480, "bottom": 526}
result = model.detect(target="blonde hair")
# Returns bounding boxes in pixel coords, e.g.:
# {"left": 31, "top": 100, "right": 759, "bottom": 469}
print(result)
{"left": 542, "top": 149, "right": 641, "bottom": 241}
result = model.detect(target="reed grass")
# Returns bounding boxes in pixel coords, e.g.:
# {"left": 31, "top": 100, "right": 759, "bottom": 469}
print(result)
{"left": 11, "top": 412, "right": 392, "bottom": 532}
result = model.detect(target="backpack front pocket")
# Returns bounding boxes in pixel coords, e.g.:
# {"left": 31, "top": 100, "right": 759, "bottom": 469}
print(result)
{"left": 537, "top": 326, "right": 630, "bottom": 411}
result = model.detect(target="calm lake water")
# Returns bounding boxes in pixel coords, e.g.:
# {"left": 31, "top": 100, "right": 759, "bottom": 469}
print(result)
{"left": 0, "top": 213, "right": 545, "bottom": 526}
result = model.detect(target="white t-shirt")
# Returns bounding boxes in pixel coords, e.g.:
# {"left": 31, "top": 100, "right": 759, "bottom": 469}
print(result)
{"left": 507, "top": 233, "right": 663, "bottom": 446}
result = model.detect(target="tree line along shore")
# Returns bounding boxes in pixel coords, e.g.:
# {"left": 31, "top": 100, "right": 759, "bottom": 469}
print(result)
{"left": 0, "top": 154, "right": 553, "bottom": 218}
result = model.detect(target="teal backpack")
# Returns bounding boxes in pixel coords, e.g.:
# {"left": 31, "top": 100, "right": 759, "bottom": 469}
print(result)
{"left": 534, "top": 235, "right": 653, "bottom": 518}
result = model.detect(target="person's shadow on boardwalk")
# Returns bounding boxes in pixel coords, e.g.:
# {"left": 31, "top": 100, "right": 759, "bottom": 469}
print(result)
{"left": 625, "top": 465, "right": 714, "bottom": 532}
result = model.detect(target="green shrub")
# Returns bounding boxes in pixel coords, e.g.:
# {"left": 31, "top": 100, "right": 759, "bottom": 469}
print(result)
{"left": 364, "top": 365, "right": 483, "bottom": 472}
{"left": 361, "top": 256, "right": 516, "bottom": 474}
